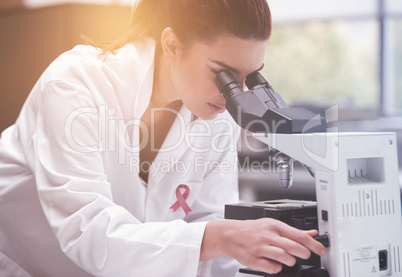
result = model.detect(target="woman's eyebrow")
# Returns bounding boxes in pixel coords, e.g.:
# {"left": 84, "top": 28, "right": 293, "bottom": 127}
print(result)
{"left": 211, "top": 60, "right": 241, "bottom": 74}
{"left": 211, "top": 60, "right": 264, "bottom": 75}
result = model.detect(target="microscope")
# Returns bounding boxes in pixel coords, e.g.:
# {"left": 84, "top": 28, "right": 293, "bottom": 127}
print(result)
{"left": 215, "top": 71, "right": 402, "bottom": 277}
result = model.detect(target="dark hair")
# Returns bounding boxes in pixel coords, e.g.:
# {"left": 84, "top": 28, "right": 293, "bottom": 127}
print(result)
{"left": 98, "top": 0, "right": 271, "bottom": 54}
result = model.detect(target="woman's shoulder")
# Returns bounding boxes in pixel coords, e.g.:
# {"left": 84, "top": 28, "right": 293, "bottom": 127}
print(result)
{"left": 41, "top": 38, "right": 156, "bottom": 86}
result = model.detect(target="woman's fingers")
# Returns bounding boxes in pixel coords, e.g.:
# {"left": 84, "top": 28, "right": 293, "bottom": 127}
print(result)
{"left": 305, "top": 229, "right": 319, "bottom": 237}
{"left": 276, "top": 222, "right": 327, "bottom": 257}
{"left": 209, "top": 218, "right": 327, "bottom": 275}
{"left": 249, "top": 257, "right": 283, "bottom": 275}
{"left": 270, "top": 236, "right": 312, "bottom": 260}
{"left": 259, "top": 245, "right": 297, "bottom": 267}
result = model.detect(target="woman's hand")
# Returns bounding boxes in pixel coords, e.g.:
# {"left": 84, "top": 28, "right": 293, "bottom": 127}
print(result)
{"left": 200, "top": 218, "right": 327, "bottom": 274}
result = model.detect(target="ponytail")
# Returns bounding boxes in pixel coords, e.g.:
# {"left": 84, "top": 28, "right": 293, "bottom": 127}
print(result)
{"left": 92, "top": 0, "right": 271, "bottom": 56}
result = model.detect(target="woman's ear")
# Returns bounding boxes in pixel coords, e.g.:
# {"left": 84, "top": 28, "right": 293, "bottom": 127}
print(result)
{"left": 161, "top": 27, "right": 183, "bottom": 62}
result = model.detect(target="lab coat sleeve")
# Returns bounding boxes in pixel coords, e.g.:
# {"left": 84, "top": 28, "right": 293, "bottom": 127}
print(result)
{"left": 29, "top": 80, "right": 206, "bottom": 277}
{"left": 0, "top": 252, "right": 33, "bottom": 277}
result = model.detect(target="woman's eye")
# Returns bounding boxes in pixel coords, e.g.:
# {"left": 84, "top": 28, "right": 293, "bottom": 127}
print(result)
{"left": 211, "top": 68, "right": 221, "bottom": 75}
{"left": 210, "top": 68, "right": 245, "bottom": 87}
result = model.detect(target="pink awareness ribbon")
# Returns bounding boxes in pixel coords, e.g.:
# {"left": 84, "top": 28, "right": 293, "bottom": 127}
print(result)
{"left": 170, "top": 184, "right": 192, "bottom": 215}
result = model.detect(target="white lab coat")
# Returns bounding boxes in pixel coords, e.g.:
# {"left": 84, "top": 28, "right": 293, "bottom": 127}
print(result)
{"left": 0, "top": 38, "right": 241, "bottom": 277}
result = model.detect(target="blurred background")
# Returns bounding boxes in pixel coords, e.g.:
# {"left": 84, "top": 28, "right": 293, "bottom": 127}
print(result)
{"left": 0, "top": 0, "right": 401, "bottom": 202}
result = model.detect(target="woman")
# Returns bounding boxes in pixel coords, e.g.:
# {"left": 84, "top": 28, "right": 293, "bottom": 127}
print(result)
{"left": 0, "top": 0, "right": 326, "bottom": 276}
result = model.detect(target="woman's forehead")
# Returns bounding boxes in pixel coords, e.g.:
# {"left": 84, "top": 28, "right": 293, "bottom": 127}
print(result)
{"left": 188, "top": 35, "right": 267, "bottom": 73}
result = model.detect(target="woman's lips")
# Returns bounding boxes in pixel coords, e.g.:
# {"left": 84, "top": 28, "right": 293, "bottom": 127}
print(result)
{"left": 208, "top": 103, "right": 226, "bottom": 114}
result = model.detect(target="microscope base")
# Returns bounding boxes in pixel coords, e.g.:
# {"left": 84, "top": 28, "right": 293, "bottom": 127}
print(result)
{"left": 236, "top": 267, "right": 329, "bottom": 277}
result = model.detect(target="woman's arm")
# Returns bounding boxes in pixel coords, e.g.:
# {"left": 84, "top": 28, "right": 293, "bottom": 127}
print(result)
{"left": 201, "top": 218, "right": 326, "bottom": 274}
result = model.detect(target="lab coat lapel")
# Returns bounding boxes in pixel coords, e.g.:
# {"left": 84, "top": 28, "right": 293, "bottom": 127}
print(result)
{"left": 128, "top": 39, "right": 155, "bottom": 176}
{"left": 148, "top": 105, "right": 193, "bottom": 189}
{"left": 130, "top": 68, "right": 153, "bottom": 157}
{"left": 131, "top": 39, "right": 155, "bottom": 147}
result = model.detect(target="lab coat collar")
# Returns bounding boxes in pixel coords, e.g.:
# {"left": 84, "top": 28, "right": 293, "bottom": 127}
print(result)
{"left": 131, "top": 38, "right": 156, "bottom": 120}
{"left": 129, "top": 39, "right": 198, "bottom": 188}
{"left": 130, "top": 38, "right": 155, "bottom": 150}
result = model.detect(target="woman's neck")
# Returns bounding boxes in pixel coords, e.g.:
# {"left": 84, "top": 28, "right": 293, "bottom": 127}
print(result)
{"left": 151, "top": 53, "right": 181, "bottom": 108}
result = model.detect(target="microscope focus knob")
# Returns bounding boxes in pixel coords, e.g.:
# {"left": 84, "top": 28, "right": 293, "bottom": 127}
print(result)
{"left": 300, "top": 267, "right": 329, "bottom": 277}
{"left": 314, "top": 234, "right": 330, "bottom": 248}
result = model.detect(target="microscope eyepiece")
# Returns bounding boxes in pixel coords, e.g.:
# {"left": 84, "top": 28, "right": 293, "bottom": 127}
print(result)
{"left": 245, "top": 71, "right": 268, "bottom": 89}
{"left": 214, "top": 71, "right": 243, "bottom": 99}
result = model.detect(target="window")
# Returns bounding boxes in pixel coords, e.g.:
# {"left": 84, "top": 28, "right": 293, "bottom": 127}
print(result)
{"left": 384, "top": 17, "right": 402, "bottom": 115}
{"left": 262, "top": 20, "right": 379, "bottom": 111}
{"left": 264, "top": 0, "right": 402, "bottom": 118}
{"left": 394, "top": 19, "right": 402, "bottom": 112}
